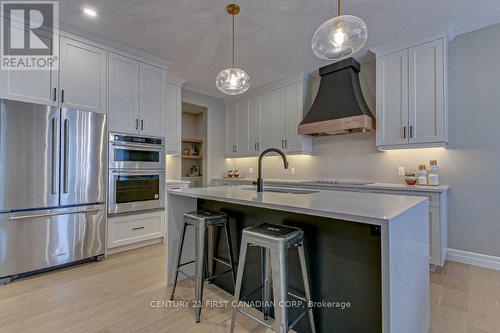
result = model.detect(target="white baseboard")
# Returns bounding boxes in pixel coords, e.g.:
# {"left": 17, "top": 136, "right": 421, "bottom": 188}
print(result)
{"left": 447, "top": 248, "right": 500, "bottom": 271}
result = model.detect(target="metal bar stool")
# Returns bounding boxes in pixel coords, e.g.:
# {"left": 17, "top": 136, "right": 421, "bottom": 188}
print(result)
{"left": 170, "top": 210, "right": 236, "bottom": 323}
{"left": 230, "top": 223, "right": 316, "bottom": 333}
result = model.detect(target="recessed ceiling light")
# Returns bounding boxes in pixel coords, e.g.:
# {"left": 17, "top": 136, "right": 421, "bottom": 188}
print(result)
{"left": 83, "top": 7, "right": 97, "bottom": 17}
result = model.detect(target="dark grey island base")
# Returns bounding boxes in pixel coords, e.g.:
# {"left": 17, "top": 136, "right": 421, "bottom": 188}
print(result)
{"left": 166, "top": 185, "right": 429, "bottom": 333}
{"left": 198, "top": 199, "right": 382, "bottom": 333}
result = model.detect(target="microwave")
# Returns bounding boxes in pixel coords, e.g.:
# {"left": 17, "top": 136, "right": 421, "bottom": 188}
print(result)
{"left": 109, "top": 133, "right": 165, "bottom": 170}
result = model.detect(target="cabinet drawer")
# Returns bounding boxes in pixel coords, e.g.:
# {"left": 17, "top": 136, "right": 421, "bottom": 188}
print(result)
{"left": 369, "top": 189, "right": 439, "bottom": 207}
{"left": 108, "top": 211, "right": 164, "bottom": 248}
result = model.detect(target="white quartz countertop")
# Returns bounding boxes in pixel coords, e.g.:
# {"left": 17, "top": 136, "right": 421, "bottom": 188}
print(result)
{"left": 168, "top": 185, "right": 427, "bottom": 224}
{"left": 213, "top": 178, "right": 449, "bottom": 193}
{"left": 166, "top": 179, "right": 191, "bottom": 185}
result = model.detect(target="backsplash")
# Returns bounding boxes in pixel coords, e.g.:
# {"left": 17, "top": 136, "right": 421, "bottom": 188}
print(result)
{"left": 224, "top": 132, "right": 449, "bottom": 184}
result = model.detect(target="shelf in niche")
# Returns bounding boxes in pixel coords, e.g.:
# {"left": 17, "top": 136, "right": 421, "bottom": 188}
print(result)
{"left": 182, "top": 138, "right": 203, "bottom": 144}
{"left": 182, "top": 155, "right": 202, "bottom": 160}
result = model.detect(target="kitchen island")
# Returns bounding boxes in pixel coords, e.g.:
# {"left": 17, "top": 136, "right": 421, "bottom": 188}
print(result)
{"left": 166, "top": 185, "right": 429, "bottom": 333}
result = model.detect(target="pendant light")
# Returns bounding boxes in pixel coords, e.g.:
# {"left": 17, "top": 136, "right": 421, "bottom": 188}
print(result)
{"left": 216, "top": 4, "right": 250, "bottom": 95}
{"left": 311, "top": 0, "right": 367, "bottom": 61}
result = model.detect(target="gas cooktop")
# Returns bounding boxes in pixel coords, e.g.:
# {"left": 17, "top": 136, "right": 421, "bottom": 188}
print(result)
{"left": 304, "top": 180, "right": 375, "bottom": 186}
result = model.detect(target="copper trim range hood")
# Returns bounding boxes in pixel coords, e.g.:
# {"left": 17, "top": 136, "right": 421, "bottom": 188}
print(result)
{"left": 298, "top": 58, "right": 375, "bottom": 136}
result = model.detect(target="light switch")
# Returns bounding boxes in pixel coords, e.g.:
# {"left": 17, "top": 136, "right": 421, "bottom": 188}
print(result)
{"left": 291, "top": 167, "right": 296, "bottom": 175}
{"left": 249, "top": 167, "right": 254, "bottom": 174}
{"left": 397, "top": 166, "right": 405, "bottom": 176}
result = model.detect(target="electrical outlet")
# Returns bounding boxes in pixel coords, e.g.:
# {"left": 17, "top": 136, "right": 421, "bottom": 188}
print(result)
{"left": 397, "top": 166, "right": 405, "bottom": 176}
{"left": 249, "top": 167, "right": 254, "bottom": 174}
{"left": 291, "top": 167, "right": 296, "bottom": 175}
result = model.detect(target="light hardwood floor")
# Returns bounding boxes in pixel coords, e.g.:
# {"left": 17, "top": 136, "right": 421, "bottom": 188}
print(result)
{"left": 0, "top": 244, "right": 498, "bottom": 333}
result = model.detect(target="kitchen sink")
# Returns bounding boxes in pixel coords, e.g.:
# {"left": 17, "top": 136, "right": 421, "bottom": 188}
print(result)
{"left": 242, "top": 187, "right": 319, "bottom": 194}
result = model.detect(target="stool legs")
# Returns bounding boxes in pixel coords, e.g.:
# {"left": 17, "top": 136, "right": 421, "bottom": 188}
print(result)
{"left": 194, "top": 223, "right": 207, "bottom": 323}
{"left": 271, "top": 245, "right": 289, "bottom": 333}
{"left": 297, "top": 243, "right": 316, "bottom": 333}
{"left": 230, "top": 235, "right": 249, "bottom": 333}
{"left": 224, "top": 221, "right": 237, "bottom": 286}
{"left": 262, "top": 247, "right": 272, "bottom": 320}
{"left": 170, "top": 222, "right": 188, "bottom": 301}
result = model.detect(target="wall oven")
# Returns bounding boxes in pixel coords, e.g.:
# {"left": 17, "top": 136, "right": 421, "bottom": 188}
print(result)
{"left": 108, "top": 133, "right": 165, "bottom": 215}
{"left": 108, "top": 169, "right": 165, "bottom": 215}
{"left": 109, "top": 133, "right": 165, "bottom": 170}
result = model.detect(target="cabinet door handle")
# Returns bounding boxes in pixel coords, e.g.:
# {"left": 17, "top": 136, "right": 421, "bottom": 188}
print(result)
{"left": 61, "top": 89, "right": 64, "bottom": 104}
{"left": 132, "top": 226, "right": 145, "bottom": 231}
{"left": 285, "top": 140, "right": 288, "bottom": 149}
{"left": 141, "top": 119, "right": 144, "bottom": 131}
{"left": 403, "top": 126, "right": 406, "bottom": 139}
{"left": 410, "top": 126, "right": 413, "bottom": 138}
{"left": 53, "top": 88, "right": 57, "bottom": 102}
{"left": 136, "top": 119, "right": 139, "bottom": 130}
{"left": 257, "top": 142, "right": 259, "bottom": 151}
{"left": 281, "top": 140, "right": 284, "bottom": 148}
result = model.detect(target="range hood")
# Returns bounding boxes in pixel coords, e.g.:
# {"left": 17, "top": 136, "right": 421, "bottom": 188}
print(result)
{"left": 298, "top": 58, "right": 375, "bottom": 136}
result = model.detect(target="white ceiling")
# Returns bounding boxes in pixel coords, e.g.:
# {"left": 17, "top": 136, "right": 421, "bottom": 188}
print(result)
{"left": 60, "top": 0, "right": 500, "bottom": 98}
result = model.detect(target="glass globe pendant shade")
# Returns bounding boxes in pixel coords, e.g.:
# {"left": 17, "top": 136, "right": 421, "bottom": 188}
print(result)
{"left": 312, "top": 14, "right": 367, "bottom": 61}
{"left": 216, "top": 67, "right": 250, "bottom": 95}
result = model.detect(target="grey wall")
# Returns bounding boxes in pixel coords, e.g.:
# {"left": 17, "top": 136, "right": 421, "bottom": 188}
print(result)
{"left": 225, "top": 23, "right": 500, "bottom": 258}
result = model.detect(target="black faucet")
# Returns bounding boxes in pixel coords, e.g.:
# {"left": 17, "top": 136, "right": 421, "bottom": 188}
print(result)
{"left": 256, "top": 148, "right": 289, "bottom": 192}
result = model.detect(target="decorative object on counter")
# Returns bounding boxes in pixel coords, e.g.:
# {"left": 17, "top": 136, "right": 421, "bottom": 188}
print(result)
{"left": 215, "top": 4, "right": 250, "bottom": 95}
{"left": 417, "top": 164, "right": 428, "bottom": 185}
{"left": 428, "top": 160, "right": 440, "bottom": 186}
{"left": 233, "top": 169, "right": 240, "bottom": 178}
{"left": 188, "top": 165, "right": 201, "bottom": 177}
{"left": 311, "top": 0, "right": 368, "bottom": 61}
{"left": 404, "top": 172, "right": 418, "bottom": 185}
{"left": 227, "top": 170, "right": 234, "bottom": 178}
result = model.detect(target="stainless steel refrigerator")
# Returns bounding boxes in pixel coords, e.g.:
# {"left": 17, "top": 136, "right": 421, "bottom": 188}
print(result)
{"left": 0, "top": 99, "right": 107, "bottom": 284}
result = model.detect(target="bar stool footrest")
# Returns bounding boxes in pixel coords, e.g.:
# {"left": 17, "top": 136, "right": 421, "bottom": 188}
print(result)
{"left": 205, "top": 269, "right": 233, "bottom": 282}
{"left": 236, "top": 308, "right": 273, "bottom": 329}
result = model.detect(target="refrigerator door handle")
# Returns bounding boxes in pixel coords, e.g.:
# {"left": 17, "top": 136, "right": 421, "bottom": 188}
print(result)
{"left": 9, "top": 207, "right": 102, "bottom": 221}
{"left": 63, "top": 118, "right": 69, "bottom": 193}
{"left": 51, "top": 117, "right": 58, "bottom": 194}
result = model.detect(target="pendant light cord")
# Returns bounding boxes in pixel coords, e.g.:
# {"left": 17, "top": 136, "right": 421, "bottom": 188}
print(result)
{"left": 232, "top": 13, "right": 235, "bottom": 68}
{"left": 338, "top": 0, "right": 341, "bottom": 16}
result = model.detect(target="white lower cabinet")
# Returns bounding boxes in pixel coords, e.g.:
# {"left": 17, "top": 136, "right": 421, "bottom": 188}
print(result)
{"left": 108, "top": 210, "right": 165, "bottom": 249}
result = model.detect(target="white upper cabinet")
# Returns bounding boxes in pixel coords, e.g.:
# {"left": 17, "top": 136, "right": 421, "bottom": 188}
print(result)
{"left": 259, "top": 92, "right": 273, "bottom": 151}
{"left": 166, "top": 81, "right": 182, "bottom": 154}
{"left": 139, "top": 63, "right": 165, "bottom": 137}
{"left": 226, "top": 103, "right": 238, "bottom": 156}
{"left": 284, "top": 81, "right": 308, "bottom": 153}
{"left": 0, "top": 28, "right": 58, "bottom": 106}
{"left": 247, "top": 96, "right": 261, "bottom": 153}
{"left": 270, "top": 87, "right": 286, "bottom": 149}
{"left": 408, "top": 38, "right": 446, "bottom": 144}
{"left": 108, "top": 53, "right": 140, "bottom": 134}
{"left": 108, "top": 55, "right": 166, "bottom": 137}
{"left": 376, "top": 36, "right": 448, "bottom": 149}
{"left": 376, "top": 49, "right": 409, "bottom": 146}
{"left": 60, "top": 37, "right": 107, "bottom": 114}
{"left": 236, "top": 100, "right": 249, "bottom": 155}
{"left": 224, "top": 77, "right": 312, "bottom": 157}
